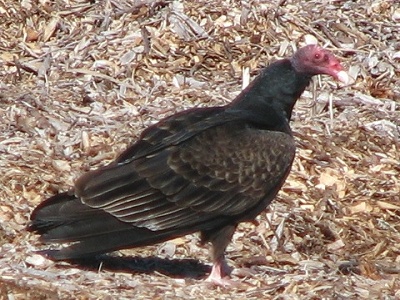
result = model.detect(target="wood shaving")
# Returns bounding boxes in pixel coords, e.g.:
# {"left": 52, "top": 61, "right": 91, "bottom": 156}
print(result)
{"left": 0, "top": 0, "right": 399, "bottom": 299}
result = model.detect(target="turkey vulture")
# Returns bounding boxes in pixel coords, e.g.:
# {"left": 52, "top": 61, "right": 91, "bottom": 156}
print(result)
{"left": 28, "top": 45, "right": 348, "bottom": 285}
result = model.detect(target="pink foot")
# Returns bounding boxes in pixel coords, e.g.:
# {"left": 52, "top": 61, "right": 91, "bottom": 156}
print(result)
{"left": 205, "top": 258, "right": 239, "bottom": 287}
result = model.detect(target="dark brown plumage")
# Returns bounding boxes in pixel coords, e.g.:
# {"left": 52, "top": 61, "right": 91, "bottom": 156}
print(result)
{"left": 28, "top": 45, "right": 348, "bottom": 285}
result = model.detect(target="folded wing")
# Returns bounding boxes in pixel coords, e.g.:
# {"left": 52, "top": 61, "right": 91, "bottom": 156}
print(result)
{"left": 76, "top": 121, "right": 296, "bottom": 232}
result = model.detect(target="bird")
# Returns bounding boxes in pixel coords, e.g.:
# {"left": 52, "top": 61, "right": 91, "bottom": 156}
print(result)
{"left": 28, "top": 44, "right": 348, "bottom": 286}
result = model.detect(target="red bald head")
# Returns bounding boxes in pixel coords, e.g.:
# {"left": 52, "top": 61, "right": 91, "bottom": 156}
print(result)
{"left": 291, "top": 45, "right": 349, "bottom": 84}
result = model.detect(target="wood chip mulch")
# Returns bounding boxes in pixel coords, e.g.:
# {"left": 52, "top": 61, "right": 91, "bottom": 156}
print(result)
{"left": 0, "top": 0, "right": 399, "bottom": 299}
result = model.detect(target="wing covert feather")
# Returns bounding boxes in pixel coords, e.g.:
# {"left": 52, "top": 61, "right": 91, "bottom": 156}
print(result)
{"left": 165, "top": 124, "right": 295, "bottom": 215}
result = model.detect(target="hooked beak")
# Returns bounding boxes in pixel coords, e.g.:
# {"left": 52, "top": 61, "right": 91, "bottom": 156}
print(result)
{"left": 336, "top": 70, "right": 350, "bottom": 84}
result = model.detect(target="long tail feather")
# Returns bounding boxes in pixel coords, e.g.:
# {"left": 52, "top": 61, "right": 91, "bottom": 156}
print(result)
{"left": 28, "top": 192, "right": 187, "bottom": 260}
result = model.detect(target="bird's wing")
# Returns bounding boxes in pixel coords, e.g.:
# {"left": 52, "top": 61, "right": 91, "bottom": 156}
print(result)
{"left": 75, "top": 121, "right": 295, "bottom": 232}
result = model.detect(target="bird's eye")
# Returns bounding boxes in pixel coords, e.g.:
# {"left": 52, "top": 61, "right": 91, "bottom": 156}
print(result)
{"left": 314, "top": 52, "right": 329, "bottom": 63}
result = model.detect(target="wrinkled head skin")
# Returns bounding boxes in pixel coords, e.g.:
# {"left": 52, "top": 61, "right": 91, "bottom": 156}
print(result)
{"left": 291, "top": 45, "right": 349, "bottom": 84}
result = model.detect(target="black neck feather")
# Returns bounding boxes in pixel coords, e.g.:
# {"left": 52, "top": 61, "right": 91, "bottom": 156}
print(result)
{"left": 227, "top": 59, "right": 312, "bottom": 131}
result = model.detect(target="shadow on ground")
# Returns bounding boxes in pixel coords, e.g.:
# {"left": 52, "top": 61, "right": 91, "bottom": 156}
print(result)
{"left": 63, "top": 255, "right": 211, "bottom": 280}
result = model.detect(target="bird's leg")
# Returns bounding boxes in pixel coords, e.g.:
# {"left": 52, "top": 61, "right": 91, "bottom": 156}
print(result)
{"left": 202, "top": 225, "right": 237, "bottom": 286}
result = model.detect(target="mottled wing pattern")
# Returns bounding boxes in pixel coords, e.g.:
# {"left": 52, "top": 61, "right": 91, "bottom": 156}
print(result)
{"left": 75, "top": 122, "right": 295, "bottom": 232}
{"left": 165, "top": 124, "right": 295, "bottom": 215}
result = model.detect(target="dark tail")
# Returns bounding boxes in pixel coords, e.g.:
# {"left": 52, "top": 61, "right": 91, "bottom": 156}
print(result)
{"left": 28, "top": 192, "right": 184, "bottom": 260}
